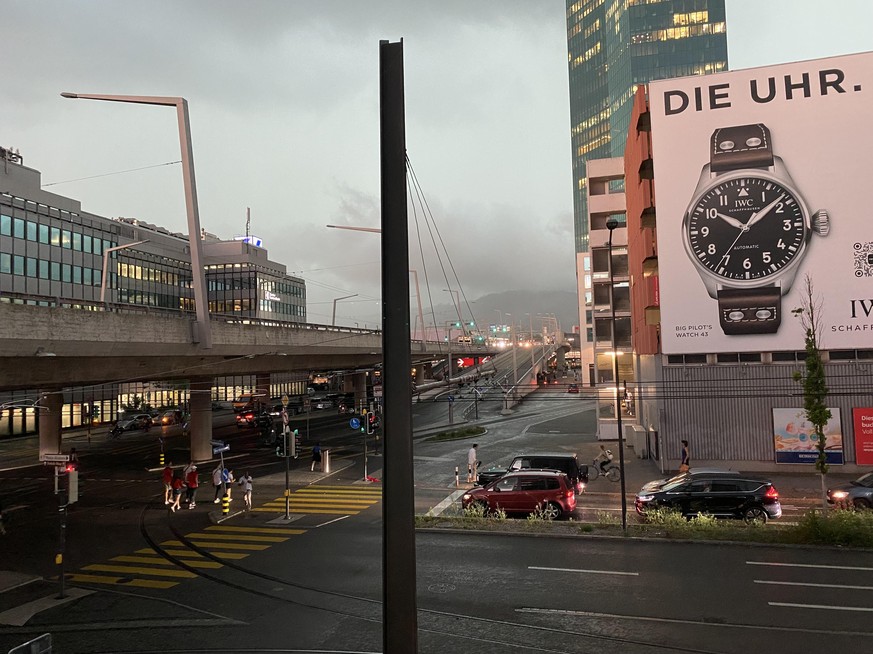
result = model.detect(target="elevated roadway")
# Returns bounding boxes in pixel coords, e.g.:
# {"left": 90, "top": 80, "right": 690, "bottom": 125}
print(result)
{"left": 0, "top": 302, "right": 497, "bottom": 391}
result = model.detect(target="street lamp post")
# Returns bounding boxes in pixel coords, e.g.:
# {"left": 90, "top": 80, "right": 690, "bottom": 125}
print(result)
{"left": 607, "top": 218, "right": 628, "bottom": 532}
{"left": 332, "top": 294, "right": 358, "bottom": 326}
{"left": 100, "top": 240, "right": 149, "bottom": 304}
{"left": 62, "top": 92, "right": 212, "bottom": 349}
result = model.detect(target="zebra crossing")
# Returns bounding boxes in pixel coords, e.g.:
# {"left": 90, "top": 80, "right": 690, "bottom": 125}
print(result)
{"left": 64, "top": 485, "right": 381, "bottom": 590}
{"left": 254, "top": 485, "right": 382, "bottom": 515}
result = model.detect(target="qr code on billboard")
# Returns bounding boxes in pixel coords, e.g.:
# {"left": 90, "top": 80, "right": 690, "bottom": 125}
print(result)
{"left": 854, "top": 242, "right": 873, "bottom": 278}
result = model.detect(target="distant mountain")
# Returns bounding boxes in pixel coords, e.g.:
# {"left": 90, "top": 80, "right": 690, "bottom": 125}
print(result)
{"left": 424, "top": 289, "right": 579, "bottom": 335}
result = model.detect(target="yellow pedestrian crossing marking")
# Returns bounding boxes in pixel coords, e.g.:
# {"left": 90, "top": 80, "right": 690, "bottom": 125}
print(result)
{"left": 82, "top": 564, "right": 197, "bottom": 579}
{"left": 205, "top": 525, "right": 305, "bottom": 535}
{"left": 65, "top": 573, "right": 177, "bottom": 589}
{"left": 68, "top": 486, "right": 378, "bottom": 592}
{"left": 112, "top": 555, "right": 223, "bottom": 569}
{"left": 175, "top": 540, "right": 271, "bottom": 551}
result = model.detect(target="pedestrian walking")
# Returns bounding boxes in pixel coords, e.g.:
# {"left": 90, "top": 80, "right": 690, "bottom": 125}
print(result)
{"left": 162, "top": 461, "right": 174, "bottom": 504}
{"left": 169, "top": 474, "right": 184, "bottom": 512}
{"left": 467, "top": 443, "right": 479, "bottom": 483}
{"left": 680, "top": 440, "right": 691, "bottom": 472}
{"left": 238, "top": 472, "right": 253, "bottom": 511}
{"left": 212, "top": 463, "right": 225, "bottom": 503}
{"left": 185, "top": 464, "right": 199, "bottom": 508}
{"left": 222, "top": 467, "right": 234, "bottom": 501}
{"left": 310, "top": 442, "right": 322, "bottom": 472}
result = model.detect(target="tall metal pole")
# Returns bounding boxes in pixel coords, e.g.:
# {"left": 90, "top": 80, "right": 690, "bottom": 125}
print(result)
{"left": 100, "top": 240, "right": 149, "bottom": 304}
{"left": 380, "top": 39, "right": 418, "bottom": 653}
{"left": 607, "top": 219, "right": 628, "bottom": 533}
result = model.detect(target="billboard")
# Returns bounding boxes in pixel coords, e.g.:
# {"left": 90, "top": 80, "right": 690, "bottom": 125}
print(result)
{"left": 853, "top": 408, "right": 873, "bottom": 466}
{"left": 773, "top": 407, "right": 843, "bottom": 465}
{"left": 649, "top": 52, "right": 873, "bottom": 354}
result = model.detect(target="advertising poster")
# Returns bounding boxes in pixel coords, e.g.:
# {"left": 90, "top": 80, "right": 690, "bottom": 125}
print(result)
{"left": 852, "top": 407, "right": 873, "bottom": 465}
{"left": 648, "top": 52, "right": 873, "bottom": 354}
{"left": 773, "top": 408, "right": 843, "bottom": 465}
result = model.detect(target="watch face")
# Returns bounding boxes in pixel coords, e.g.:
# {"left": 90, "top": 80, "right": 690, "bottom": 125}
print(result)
{"left": 686, "top": 175, "right": 807, "bottom": 283}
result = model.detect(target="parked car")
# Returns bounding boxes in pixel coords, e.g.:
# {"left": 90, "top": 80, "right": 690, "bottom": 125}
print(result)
{"left": 313, "top": 397, "right": 335, "bottom": 410}
{"left": 635, "top": 473, "right": 782, "bottom": 523}
{"left": 638, "top": 467, "right": 742, "bottom": 493}
{"left": 477, "top": 452, "right": 588, "bottom": 494}
{"left": 462, "top": 470, "right": 577, "bottom": 520}
{"left": 116, "top": 413, "right": 153, "bottom": 432}
{"left": 827, "top": 472, "right": 873, "bottom": 509}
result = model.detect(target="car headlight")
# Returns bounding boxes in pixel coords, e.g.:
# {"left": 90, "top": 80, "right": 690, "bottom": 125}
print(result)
{"left": 636, "top": 494, "right": 654, "bottom": 502}
{"left": 462, "top": 494, "right": 472, "bottom": 501}
{"left": 831, "top": 490, "right": 849, "bottom": 500}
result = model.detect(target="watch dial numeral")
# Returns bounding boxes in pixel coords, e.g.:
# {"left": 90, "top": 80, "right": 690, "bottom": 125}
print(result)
{"left": 686, "top": 177, "right": 806, "bottom": 281}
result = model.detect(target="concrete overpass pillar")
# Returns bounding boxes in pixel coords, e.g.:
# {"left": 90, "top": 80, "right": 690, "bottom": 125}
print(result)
{"left": 38, "top": 390, "right": 63, "bottom": 457}
{"left": 447, "top": 354, "right": 458, "bottom": 379}
{"left": 189, "top": 379, "right": 213, "bottom": 463}
{"left": 256, "top": 373, "right": 271, "bottom": 408}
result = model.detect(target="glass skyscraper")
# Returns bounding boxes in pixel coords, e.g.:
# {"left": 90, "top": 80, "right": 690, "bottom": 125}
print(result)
{"left": 566, "top": 0, "right": 728, "bottom": 253}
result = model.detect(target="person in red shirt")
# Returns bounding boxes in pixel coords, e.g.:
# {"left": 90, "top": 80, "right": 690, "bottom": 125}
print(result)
{"left": 162, "top": 462, "right": 174, "bottom": 505}
{"left": 185, "top": 465, "right": 199, "bottom": 509}
{"left": 170, "top": 475, "right": 184, "bottom": 512}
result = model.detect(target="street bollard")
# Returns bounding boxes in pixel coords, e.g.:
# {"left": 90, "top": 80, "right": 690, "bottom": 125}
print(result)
{"left": 221, "top": 493, "right": 229, "bottom": 516}
{"left": 455, "top": 466, "right": 459, "bottom": 488}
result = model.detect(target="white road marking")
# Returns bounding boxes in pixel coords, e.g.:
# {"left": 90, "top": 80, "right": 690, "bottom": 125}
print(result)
{"left": 517, "top": 608, "right": 873, "bottom": 637}
{"left": 529, "top": 566, "right": 638, "bottom": 576}
{"left": 756, "top": 579, "right": 873, "bottom": 591}
{"left": 769, "top": 601, "right": 873, "bottom": 612}
{"left": 748, "top": 561, "right": 873, "bottom": 572}
{"left": 427, "top": 490, "right": 466, "bottom": 517}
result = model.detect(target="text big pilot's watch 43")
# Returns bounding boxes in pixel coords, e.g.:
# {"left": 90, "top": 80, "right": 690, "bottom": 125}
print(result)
{"left": 682, "top": 123, "right": 830, "bottom": 335}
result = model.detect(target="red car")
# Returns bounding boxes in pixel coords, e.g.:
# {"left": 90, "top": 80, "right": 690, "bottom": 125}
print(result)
{"left": 462, "top": 470, "right": 577, "bottom": 520}
{"left": 567, "top": 384, "right": 579, "bottom": 393}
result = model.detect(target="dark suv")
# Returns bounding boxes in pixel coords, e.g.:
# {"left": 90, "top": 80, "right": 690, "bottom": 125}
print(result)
{"left": 462, "top": 470, "right": 577, "bottom": 520}
{"left": 477, "top": 452, "right": 587, "bottom": 493}
{"left": 635, "top": 474, "right": 782, "bottom": 523}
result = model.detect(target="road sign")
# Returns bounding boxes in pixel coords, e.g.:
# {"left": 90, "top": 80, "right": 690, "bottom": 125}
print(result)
{"left": 281, "top": 394, "right": 289, "bottom": 407}
{"left": 40, "top": 453, "right": 70, "bottom": 464}
{"left": 210, "top": 439, "right": 230, "bottom": 454}
{"left": 447, "top": 395, "right": 455, "bottom": 403}
{"left": 349, "top": 417, "right": 361, "bottom": 430}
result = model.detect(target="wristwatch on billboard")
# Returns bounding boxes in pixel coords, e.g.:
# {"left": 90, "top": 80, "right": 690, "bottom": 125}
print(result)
{"left": 682, "top": 123, "right": 830, "bottom": 335}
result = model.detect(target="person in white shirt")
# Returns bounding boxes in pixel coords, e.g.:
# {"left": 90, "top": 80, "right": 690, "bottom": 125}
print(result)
{"left": 238, "top": 472, "right": 253, "bottom": 511}
{"left": 467, "top": 444, "right": 479, "bottom": 483}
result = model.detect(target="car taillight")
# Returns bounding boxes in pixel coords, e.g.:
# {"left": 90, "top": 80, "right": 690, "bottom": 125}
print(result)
{"left": 765, "top": 486, "right": 779, "bottom": 499}
{"left": 565, "top": 489, "right": 574, "bottom": 498}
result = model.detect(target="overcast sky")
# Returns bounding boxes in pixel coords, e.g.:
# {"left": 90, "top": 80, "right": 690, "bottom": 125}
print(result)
{"left": 2, "top": 1, "right": 871, "bottom": 328}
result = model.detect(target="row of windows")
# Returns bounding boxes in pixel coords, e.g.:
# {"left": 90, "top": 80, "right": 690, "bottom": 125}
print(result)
{"left": 0, "top": 253, "right": 103, "bottom": 285}
{"left": 1, "top": 213, "right": 113, "bottom": 256}
{"left": 118, "top": 261, "right": 187, "bottom": 287}
{"left": 630, "top": 21, "right": 726, "bottom": 43}
{"left": 208, "top": 298, "right": 302, "bottom": 316}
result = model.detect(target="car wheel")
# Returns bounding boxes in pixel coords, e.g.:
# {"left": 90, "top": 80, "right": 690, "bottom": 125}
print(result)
{"left": 541, "top": 502, "right": 562, "bottom": 521}
{"left": 853, "top": 498, "right": 872, "bottom": 510}
{"left": 743, "top": 506, "right": 768, "bottom": 524}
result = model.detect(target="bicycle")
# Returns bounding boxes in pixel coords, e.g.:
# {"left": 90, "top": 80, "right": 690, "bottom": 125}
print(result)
{"left": 588, "top": 458, "right": 621, "bottom": 482}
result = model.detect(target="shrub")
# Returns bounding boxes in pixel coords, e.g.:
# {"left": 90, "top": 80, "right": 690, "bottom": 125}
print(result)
{"left": 794, "top": 509, "right": 873, "bottom": 547}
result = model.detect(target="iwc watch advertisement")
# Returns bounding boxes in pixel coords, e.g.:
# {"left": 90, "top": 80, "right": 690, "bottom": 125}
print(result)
{"left": 649, "top": 51, "right": 873, "bottom": 354}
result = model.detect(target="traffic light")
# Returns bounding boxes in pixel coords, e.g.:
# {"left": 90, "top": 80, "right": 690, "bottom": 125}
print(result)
{"left": 361, "top": 409, "right": 368, "bottom": 433}
{"left": 367, "top": 412, "right": 376, "bottom": 434}
{"left": 453, "top": 321, "right": 461, "bottom": 328}
{"left": 290, "top": 428, "right": 299, "bottom": 458}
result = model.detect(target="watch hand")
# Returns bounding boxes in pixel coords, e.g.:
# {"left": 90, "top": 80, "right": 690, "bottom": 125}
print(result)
{"left": 715, "top": 211, "right": 746, "bottom": 230}
{"left": 746, "top": 193, "right": 784, "bottom": 228}
{"left": 721, "top": 228, "right": 746, "bottom": 263}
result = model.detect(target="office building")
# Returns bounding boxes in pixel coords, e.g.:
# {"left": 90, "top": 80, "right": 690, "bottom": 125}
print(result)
{"left": 566, "top": 0, "right": 728, "bottom": 362}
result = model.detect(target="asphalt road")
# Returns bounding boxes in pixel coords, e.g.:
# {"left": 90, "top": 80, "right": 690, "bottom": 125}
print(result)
{"left": 0, "top": 391, "right": 862, "bottom": 653}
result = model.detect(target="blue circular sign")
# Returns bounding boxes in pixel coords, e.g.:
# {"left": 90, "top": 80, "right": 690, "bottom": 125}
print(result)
{"left": 349, "top": 417, "right": 361, "bottom": 430}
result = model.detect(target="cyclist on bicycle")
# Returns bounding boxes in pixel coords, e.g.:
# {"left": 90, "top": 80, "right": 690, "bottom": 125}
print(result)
{"left": 594, "top": 445, "right": 614, "bottom": 474}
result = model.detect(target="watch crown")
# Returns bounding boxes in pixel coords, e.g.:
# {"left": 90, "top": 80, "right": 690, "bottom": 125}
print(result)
{"left": 812, "top": 209, "right": 830, "bottom": 237}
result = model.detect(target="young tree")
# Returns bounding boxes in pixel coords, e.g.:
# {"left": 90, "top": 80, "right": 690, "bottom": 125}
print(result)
{"left": 791, "top": 274, "right": 832, "bottom": 509}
